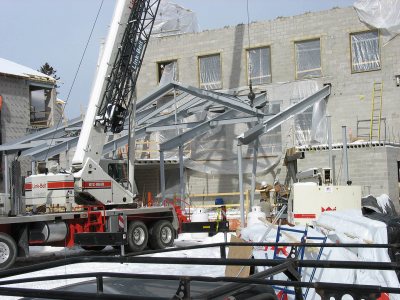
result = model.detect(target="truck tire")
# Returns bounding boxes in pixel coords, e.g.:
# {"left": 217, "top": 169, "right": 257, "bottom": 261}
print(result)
{"left": 0, "top": 233, "right": 17, "bottom": 270}
{"left": 149, "top": 220, "right": 174, "bottom": 250}
{"left": 127, "top": 221, "right": 148, "bottom": 252}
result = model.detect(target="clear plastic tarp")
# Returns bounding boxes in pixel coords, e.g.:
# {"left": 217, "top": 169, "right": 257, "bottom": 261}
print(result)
{"left": 199, "top": 54, "right": 222, "bottom": 90}
{"left": 350, "top": 31, "right": 381, "bottom": 72}
{"left": 290, "top": 80, "right": 327, "bottom": 146}
{"left": 354, "top": 0, "right": 400, "bottom": 38}
{"left": 159, "top": 61, "right": 178, "bottom": 86}
{"left": 248, "top": 47, "right": 272, "bottom": 85}
{"left": 152, "top": 0, "right": 199, "bottom": 37}
{"left": 295, "top": 39, "right": 322, "bottom": 79}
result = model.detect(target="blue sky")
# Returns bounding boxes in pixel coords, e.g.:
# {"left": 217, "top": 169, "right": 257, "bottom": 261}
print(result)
{"left": 0, "top": 0, "right": 355, "bottom": 119}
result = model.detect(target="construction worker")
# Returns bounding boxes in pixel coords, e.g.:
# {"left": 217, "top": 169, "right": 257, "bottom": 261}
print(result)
{"left": 273, "top": 180, "right": 288, "bottom": 214}
{"left": 259, "top": 181, "right": 272, "bottom": 221}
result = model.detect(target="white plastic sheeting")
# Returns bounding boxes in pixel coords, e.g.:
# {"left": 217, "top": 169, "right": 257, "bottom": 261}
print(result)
{"left": 152, "top": 0, "right": 199, "bottom": 37}
{"left": 199, "top": 54, "right": 222, "bottom": 90}
{"left": 290, "top": 80, "right": 327, "bottom": 146}
{"left": 350, "top": 30, "right": 381, "bottom": 72}
{"left": 248, "top": 47, "right": 272, "bottom": 85}
{"left": 295, "top": 39, "right": 322, "bottom": 79}
{"left": 354, "top": 0, "right": 400, "bottom": 38}
{"left": 241, "top": 210, "right": 400, "bottom": 300}
{"left": 159, "top": 61, "right": 178, "bottom": 86}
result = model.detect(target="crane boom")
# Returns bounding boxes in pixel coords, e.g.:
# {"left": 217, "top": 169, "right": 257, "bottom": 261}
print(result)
{"left": 72, "top": 0, "right": 160, "bottom": 171}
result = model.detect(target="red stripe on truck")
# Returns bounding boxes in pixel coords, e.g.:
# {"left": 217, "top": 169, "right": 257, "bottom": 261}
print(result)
{"left": 83, "top": 181, "right": 112, "bottom": 189}
{"left": 293, "top": 213, "right": 316, "bottom": 219}
{"left": 47, "top": 181, "right": 74, "bottom": 190}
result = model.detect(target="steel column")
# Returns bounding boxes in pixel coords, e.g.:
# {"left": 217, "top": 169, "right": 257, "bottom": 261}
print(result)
{"left": 237, "top": 143, "right": 245, "bottom": 228}
{"left": 3, "top": 153, "right": 8, "bottom": 195}
{"left": 250, "top": 138, "right": 259, "bottom": 208}
{"left": 160, "top": 150, "right": 166, "bottom": 201}
{"left": 179, "top": 145, "right": 185, "bottom": 207}
{"left": 31, "top": 161, "right": 36, "bottom": 175}
{"left": 342, "top": 126, "right": 350, "bottom": 185}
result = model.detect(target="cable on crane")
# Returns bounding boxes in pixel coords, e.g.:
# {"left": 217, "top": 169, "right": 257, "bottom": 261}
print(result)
{"left": 246, "top": 0, "right": 255, "bottom": 106}
{"left": 43, "top": 0, "right": 105, "bottom": 162}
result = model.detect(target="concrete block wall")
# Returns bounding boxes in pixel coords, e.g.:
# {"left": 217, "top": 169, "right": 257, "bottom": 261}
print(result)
{"left": 0, "top": 77, "right": 30, "bottom": 143}
{"left": 0, "top": 77, "right": 31, "bottom": 193}
{"left": 138, "top": 7, "right": 400, "bottom": 145}
{"left": 297, "top": 145, "right": 400, "bottom": 209}
{"left": 134, "top": 6, "right": 400, "bottom": 202}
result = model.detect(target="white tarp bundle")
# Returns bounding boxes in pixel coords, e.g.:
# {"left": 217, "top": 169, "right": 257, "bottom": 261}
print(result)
{"left": 240, "top": 209, "right": 400, "bottom": 300}
{"left": 354, "top": 0, "right": 400, "bottom": 38}
{"left": 152, "top": 0, "right": 199, "bottom": 37}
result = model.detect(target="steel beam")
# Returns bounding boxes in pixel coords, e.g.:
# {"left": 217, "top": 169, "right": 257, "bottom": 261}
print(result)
{"left": 137, "top": 91, "right": 191, "bottom": 125}
{"left": 0, "top": 117, "right": 82, "bottom": 151}
{"left": 22, "top": 137, "right": 78, "bottom": 161}
{"left": 176, "top": 83, "right": 261, "bottom": 116}
{"left": 145, "top": 122, "right": 202, "bottom": 132}
{"left": 159, "top": 110, "right": 237, "bottom": 151}
{"left": 136, "top": 82, "right": 175, "bottom": 111}
{"left": 238, "top": 85, "right": 331, "bottom": 145}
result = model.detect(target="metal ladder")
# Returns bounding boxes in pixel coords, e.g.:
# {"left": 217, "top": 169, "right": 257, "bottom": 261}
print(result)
{"left": 369, "top": 82, "right": 383, "bottom": 141}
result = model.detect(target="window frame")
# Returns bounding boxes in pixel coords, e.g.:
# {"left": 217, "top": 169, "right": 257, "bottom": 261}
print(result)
{"left": 197, "top": 53, "right": 223, "bottom": 90}
{"left": 246, "top": 46, "right": 272, "bottom": 85}
{"left": 349, "top": 29, "right": 381, "bottom": 73}
{"left": 156, "top": 59, "right": 178, "bottom": 84}
{"left": 294, "top": 38, "right": 322, "bottom": 80}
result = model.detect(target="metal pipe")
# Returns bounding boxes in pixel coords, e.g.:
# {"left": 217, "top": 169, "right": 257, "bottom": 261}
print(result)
{"left": 341, "top": 126, "right": 351, "bottom": 185}
{"left": 31, "top": 160, "right": 36, "bottom": 176}
{"left": 237, "top": 143, "right": 245, "bottom": 228}
{"left": 160, "top": 150, "right": 166, "bottom": 201}
{"left": 327, "top": 115, "right": 332, "bottom": 169}
{"left": 3, "top": 153, "right": 9, "bottom": 195}
{"left": 178, "top": 145, "right": 185, "bottom": 208}
{"left": 250, "top": 138, "right": 259, "bottom": 208}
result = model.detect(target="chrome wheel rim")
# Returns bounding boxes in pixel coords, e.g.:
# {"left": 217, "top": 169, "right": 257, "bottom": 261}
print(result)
{"left": 160, "top": 226, "right": 172, "bottom": 244}
{"left": 0, "top": 242, "right": 10, "bottom": 263}
{"left": 133, "top": 227, "right": 145, "bottom": 245}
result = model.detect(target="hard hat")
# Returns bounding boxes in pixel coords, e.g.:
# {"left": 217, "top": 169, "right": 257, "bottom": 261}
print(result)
{"left": 261, "top": 181, "right": 267, "bottom": 186}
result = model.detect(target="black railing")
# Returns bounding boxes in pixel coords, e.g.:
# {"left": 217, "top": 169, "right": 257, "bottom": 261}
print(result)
{"left": 0, "top": 242, "right": 399, "bottom": 299}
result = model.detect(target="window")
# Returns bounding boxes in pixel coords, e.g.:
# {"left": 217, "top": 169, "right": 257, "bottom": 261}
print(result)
{"left": 295, "top": 39, "right": 322, "bottom": 79}
{"left": 198, "top": 54, "right": 222, "bottom": 90}
{"left": 29, "top": 86, "right": 53, "bottom": 128}
{"left": 157, "top": 60, "right": 178, "bottom": 85}
{"left": 350, "top": 30, "right": 380, "bottom": 72}
{"left": 247, "top": 47, "right": 271, "bottom": 85}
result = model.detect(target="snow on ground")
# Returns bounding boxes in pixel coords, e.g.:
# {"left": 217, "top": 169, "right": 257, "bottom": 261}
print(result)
{"left": 0, "top": 233, "right": 232, "bottom": 300}
{"left": 1, "top": 210, "right": 400, "bottom": 300}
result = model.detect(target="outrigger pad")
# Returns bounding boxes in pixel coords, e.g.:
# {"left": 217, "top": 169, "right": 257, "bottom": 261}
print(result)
{"left": 181, "top": 221, "right": 229, "bottom": 233}
{"left": 74, "top": 232, "right": 127, "bottom": 246}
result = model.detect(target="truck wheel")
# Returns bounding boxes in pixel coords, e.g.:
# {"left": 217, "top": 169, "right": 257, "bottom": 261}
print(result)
{"left": 127, "top": 221, "right": 148, "bottom": 252}
{"left": 149, "top": 220, "right": 174, "bottom": 250}
{"left": 81, "top": 246, "right": 106, "bottom": 251}
{"left": 0, "top": 233, "right": 17, "bottom": 270}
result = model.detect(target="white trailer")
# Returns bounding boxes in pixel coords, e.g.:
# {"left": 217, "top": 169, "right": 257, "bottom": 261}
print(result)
{"left": 287, "top": 183, "right": 362, "bottom": 226}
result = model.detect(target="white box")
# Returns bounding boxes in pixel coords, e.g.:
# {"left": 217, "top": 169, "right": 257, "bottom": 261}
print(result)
{"left": 288, "top": 184, "right": 361, "bottom": 225}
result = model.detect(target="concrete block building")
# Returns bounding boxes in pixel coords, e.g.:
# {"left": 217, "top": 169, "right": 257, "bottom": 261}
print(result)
{"left": 0, "top": 58, "right": 59, "bottom": 193}
{"left": 134, "top": 6, "right": 400, "bottom": 206}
